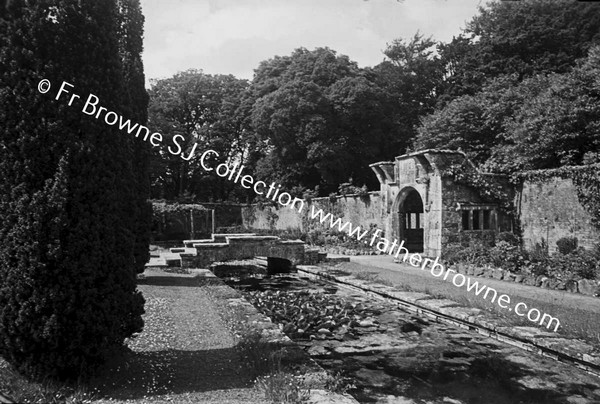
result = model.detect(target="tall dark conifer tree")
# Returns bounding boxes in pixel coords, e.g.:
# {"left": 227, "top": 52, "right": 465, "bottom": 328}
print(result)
{"left": 0, "top": 0, "right": 146, "bottom": 379}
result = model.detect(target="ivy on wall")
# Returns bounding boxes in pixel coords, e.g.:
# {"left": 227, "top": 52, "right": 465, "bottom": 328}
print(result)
{"left": 151, "top": 201, "right": 210, "bottom": 221}
{"left": 441, "top": 162, "right": 513, "bottom": 211}
{"left": 515, "top": 164, "right": 600, "bottom": 229}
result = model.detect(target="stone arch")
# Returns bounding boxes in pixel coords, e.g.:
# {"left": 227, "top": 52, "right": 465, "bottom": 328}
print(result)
{"left": 393, "top": 187, "right": 425, "bottom": 253}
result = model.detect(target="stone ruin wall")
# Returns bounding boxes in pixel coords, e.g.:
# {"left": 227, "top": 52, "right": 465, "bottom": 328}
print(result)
{"left": 239, "top": 167, "right": 599, "bottom": 256}
{"left": 517, "top": 176, "right": 600, "bottom": 253}
{"left": 241, "top": 192, "right": 385, "bottom": 236}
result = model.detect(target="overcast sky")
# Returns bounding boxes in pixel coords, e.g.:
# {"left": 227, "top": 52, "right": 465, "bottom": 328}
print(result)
{"left": 139, "top": 0, "right": 488, "bottom": 83}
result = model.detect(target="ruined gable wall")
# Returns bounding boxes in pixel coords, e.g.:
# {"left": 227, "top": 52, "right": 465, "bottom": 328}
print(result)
{"left": 518, "top": 176, "right": 600, "bottom": 252}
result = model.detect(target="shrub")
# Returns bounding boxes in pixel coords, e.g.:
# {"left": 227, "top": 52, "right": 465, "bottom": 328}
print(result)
{"left": 496, "top": 231, "right": 520, "bottom": 246}
{"left": 524, "top": 260, "right": 551, "bottom": 277}
{"left": 567, "top": 249, "right": 599, "bottom": 280}
{"left": 488, "top": 241, "right": 525, "bottom": 272}
{"left": 0, "top": 1, "right": 146, "bottom": 379}
{"left": 556, "top": 237, "right": 579, "bottom": 255}
{"left": 442, "top": 245, "right": 469, "bottom": 265}
{"left": 529, "top": 239, "right": 549, "bottom": 262}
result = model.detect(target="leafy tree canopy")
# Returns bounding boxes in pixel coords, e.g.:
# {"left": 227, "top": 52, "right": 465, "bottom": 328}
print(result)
{"left": 439, "top": 0, "right": 600, "bottom": 100}
{"left": 249, "top": 47, "right": 396, "bottom": 195}
{"left": 148, "top": 70, "right": 251, "bottom": 201}
{"left": 417, "top": 46, "right": 600, "bottom": 173}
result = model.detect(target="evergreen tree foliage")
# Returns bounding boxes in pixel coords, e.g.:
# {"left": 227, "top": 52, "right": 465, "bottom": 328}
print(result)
{"left": 116, "top": 0, "right": 151, "bottom": 273}
{"left": 0, "top": 0, "right": 146, "bottom": 379}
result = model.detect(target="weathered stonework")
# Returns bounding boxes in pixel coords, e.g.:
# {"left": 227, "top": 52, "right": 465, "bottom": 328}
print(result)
{"left": 240, "top": 149, "right": 598, "bottom": 260}
{"left": 518, "top": 176, "right": 600, "bottom": 252}
{"left": 370, "top": 150, "right": 512, "bottom": 257}
{"left": 181, "top": 235, "right": 306, "bottom": 268}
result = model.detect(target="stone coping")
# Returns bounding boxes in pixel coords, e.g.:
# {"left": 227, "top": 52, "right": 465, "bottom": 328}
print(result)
{"left": 277, "top": 239, "right": 305, "bottom": 245}
{"left": 183, "top": 233, "right": 258, "bottom": 246}
{"left": 212, "top": 233, "right": 257, "bottom": 237}
{"left": 226, "top": 235, "right": 280, "bottom": 241}
{"left": 297, "top": 264, "right": 600, "bottom": 377}
{"left": 193, "top": 243, "right": 230, "bottom": 249}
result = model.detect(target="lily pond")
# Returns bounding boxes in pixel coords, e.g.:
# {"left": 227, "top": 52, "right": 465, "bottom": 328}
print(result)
{"left": 213, "top": 262, "right": 600, "bottom": 404}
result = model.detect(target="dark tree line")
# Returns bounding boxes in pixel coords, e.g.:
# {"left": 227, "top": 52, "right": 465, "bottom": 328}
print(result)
{"left": 149, "top": 38, "right": 441, "bottom": 200}
{"left": 0, "top": 0, "right": 149, "bottom": 379}
{"left": 148, "top": 0, "right": 600, "bottom": 201}
{"left": 417, "top": 0, "right": 600, "bottom": 172}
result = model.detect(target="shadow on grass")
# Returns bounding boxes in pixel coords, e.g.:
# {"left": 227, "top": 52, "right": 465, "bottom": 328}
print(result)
{"left": 91, "top": 346, "right": 251, "bottom": 400}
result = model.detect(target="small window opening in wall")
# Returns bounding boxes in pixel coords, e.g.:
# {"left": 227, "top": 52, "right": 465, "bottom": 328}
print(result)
{"left": 462, "top": 210, "right": 470, "bottom": 230}
{"left": 483, "top": 210, "right": 491, "bottom": 230}
{"left": 473, "top": 210, "right": 480, "bottom": 229}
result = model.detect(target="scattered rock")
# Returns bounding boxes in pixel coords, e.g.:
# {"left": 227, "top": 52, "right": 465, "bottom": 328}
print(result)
{"left": 442, "top": 398, "right": 464, "bottom": 404}
{"left": 578, "top": 279, "right": 599, "bottom": 296}
{"left": 308, "top": 345, "right": 330, "bottom": 356}
{"left": 517, "top": 375, "right": 558, "bottom": 390}
{"left": 548, "top": 278, "right": 561, "bottom": 289}
{"left": 514, "top": 275, "right": 524, "bottom": 283}
{"left": 307, "top": 389, "right": 358, "bottom": 404}
{"left": 565, "top": 279, "right": 578, "bottom": 293}
{"left": 565, "top": 395, "right": 593, "bottom": 404}
{"left": 400, "top": 322, "right": 422, "bottom": 334}
{"left": 582, "top": 353, "right": 600, "bottom": 366}
{"left": 535, "top": 275, "right": 546, "bottom": 287}
{"left": 492, "top": 269, "right": 504, "bottom": 280}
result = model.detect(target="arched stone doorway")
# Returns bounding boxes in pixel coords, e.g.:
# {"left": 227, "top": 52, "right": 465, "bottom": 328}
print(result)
{"left": 399, "top": 188, "right": 424, "bottom": 253}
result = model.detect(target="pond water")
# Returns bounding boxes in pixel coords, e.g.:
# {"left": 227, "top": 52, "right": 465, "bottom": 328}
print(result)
{"left": 219, "top": 267, "right": 600, "bottom": 404}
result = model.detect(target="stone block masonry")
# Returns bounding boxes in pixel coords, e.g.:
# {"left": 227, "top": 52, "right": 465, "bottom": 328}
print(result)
{"left": 181, "top": 235, "right": 306, "bottom": 268}
{"left": 518, "top": 176, "right": 600, "bottom": 252}
{"left": 241, "top": 192, "right": 384, "bottom": 236}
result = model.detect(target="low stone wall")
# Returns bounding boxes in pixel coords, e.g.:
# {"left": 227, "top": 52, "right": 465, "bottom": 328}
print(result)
{"left": 449, "top": 262, "right": 600, "bottom": 297}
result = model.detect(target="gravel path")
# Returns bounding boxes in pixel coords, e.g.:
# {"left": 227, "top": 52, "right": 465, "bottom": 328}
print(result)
{"left": 338, "top": 255, "right": 600, "bottom": 344}
{"left": 92, "top": 269, "right": 267, "bottom": 403}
